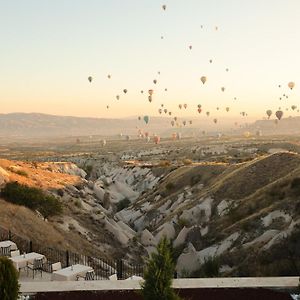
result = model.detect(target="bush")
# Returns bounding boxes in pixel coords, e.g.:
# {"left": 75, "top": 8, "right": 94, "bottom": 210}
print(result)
{"left": 192, "top": 256, "right": 220, "bottom": 278}
{"left": 116, "top": 198, "right": 131, "bottom": 212}
{"left": 166, "top": 182, "right": 175, "bottom": 190}
{"left": 141, "top": 237, "right": 181, "bottom": 300}
{"left": 1, "top": 182, "right": 63, "bottom": 219}
{"left": 0, "top": 256, "right": 20, "bottom": 300}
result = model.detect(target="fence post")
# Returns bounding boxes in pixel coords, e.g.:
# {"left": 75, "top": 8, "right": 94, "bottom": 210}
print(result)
{"left": 8, "top": 230, "right": 12, "bottom": 240}
{"left": 116, "top": 259, "right": 124, "bottom": 280}
{"left": 29, "top": 241, "right": 33, "bottom": 252}
{"left": 66, "top": 250, "right": 69, "bottom": 267}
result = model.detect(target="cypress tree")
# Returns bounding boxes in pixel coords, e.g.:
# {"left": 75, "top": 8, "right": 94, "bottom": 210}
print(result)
{"left": 0, "top": 256, "right": 20, "bottom": 300}
{"left": 141, "top": 237, "right": 181, "bottom": 300}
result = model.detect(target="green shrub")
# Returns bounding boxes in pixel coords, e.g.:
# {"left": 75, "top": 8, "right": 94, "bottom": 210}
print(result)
{"left": 116, "top": 198, "right": 131, "bottom": 212}
{"left": 141, "top": 237, "right": 181, "bottom": 300}
{"left": 1, "top": 182, "right": 63, "bottom": 219}
{"left": 192, "top": 256, "right": 220, "bottom": 278}
{"left": 0, "top": 256, "right": 20, "bottom": 300}
{"left": 166, "top": 182, "right": 175, "bottom": 190}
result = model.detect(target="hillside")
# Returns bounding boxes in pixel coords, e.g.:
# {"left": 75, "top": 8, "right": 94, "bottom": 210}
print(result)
{"left": 0, "top": 149, "right": 300, "bottom": 276}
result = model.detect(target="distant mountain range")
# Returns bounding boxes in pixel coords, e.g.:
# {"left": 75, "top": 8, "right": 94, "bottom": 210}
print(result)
{"left": 1, "top": 112, "right": 300, "bottom": 138}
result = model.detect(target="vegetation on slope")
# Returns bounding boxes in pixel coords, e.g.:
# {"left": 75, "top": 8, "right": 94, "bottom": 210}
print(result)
{"left": 1, "top": 182, "right": 62, "bottom": 219}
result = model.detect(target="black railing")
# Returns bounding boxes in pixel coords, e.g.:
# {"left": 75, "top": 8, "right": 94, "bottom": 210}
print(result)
{"left": 0, "top": 225, "right": 144, "bottom": 280}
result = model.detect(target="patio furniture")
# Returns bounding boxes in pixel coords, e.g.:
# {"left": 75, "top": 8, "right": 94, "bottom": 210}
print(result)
{"left": 0, "top": 245, "right": 11, "bottom": 257}
{"left": 51, "top": 264, "right": 93, "bottom": 281}
{"left": 10, "top": 252, "right": 45, "bottom": 272}
{"left": 51, "top": 262, "right": 62, "bottom": 272}
{"left": 0, "top": 240, "right": 17, "bottom": 251}
{"left": 10, "top": 250, "right": 20, "bottom": 257}
{"left": 77, "top": 270, "right": 95, "bottom": 281}
{"left": 27, "top": 257, "right": 44, "bottom": 278}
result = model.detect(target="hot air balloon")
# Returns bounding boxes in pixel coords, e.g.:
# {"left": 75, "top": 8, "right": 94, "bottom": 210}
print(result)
{"left": 106, "top": 105, "right": 109, "bottom": 109}
{"left": 183, "top": 121, "right": 186, "bottom": 126}
{"left": 154, "top": 135, "right": 161, "bottom": 144}
{"left": 141, "top": 90, "right": 144, "bottom": 94}
{"left": 172, "top": 133, "right": 177, "bottom": 140}
{"left": 206, "top": 111, "right": 210, "bottom": 116}
{"left": 144, "top": 115, "right": 149, "bottom": 124}
{"left": 179, "top": 104, "right": 182, "bottom": 109}
{"left": 189, "top": 45, "right": 192, "bottom": 50}
{"left": 148, "top": 96, "right": 152, "bottom": 103}
{"left": 213, "top": 118, "right": 217, "bottom": 124}
{"left": 234, "top": 97, "right": 237, "bottom": 100}
{"left": 221, "top": 87, "right": 225, "bottom": 92}
{"left": 161, "top": 104, "right": 164, "bottom": 107}
{"left": 209, "top": 59, "right": 213, "bottom": 63}
{"left": 226, "top": 107, "right": 230, "bottom": 112}
{"left": 116, "top": 95, "right": 120, "bottom": 100}
{"left": 123, "top": 89, "right": 127, "bottom": 94}
{"left": 292, "top": 105, "right": 297, "bottom": 110}
{"left": 107, "top": 74, "right": 111, "bottom": 79}
{"left": 162, "top": 4, "right": 166, "bottom": 10}
{"left": 275, "top": 110, "right": 283, "bottom": 120}
{"left": 215, "top": 26, "right": 218, "bottom": 31}
{"left": 164, "top": 109, "right": 167, "bottom": 114}
{"left": 197, "top": 104, "right": 202, "bottom": 108}
{"left": 200, "top": 76, "right": 207, "bottom": 84}
{"left": 171, "top": 120, "right": 175, "bottom": 126}
{"left": 216, "top": 107, "right": 219, "bottom": 111}
{"left": 189, "top": 120, "right": 193, "bottom": 125}
{"left": 266, "top": 110, "right": 272, "bottom": 119}
{"left": 226, "top": 68, "right": 229, "bottom": 72}
{"left": 168, "top": 111, "right": 172, "bottom": 116}
{"left": 174, "top": 117, "right": 178, "bottom": 121}
{"left": 288, "top": 82, "right": 295, "bottom": 90}
{"left": 158, "top": 71, "right": 160, "bottom": 75}
{"left": 198, "top": 108, "right": 202, "bottom": 113}
{"left": 148, "top": 89, "right": 154, "bottom": 96}
{"left": 88, "top": 76, "right": 93, "bottom": 82}
{"left": 164, "top": 88, "right": 168, "bottom": 91}
{"left": 153, "top": 79, "right": 157, "bottom": 84}
{"left": 138, "top": 116, "right": 141, "bottom": 121}
{"left": 158, "top": 109, "right": 162, "bottom": 114}
{"left": 183, "top": 104, "right": 187, "bottom": 109}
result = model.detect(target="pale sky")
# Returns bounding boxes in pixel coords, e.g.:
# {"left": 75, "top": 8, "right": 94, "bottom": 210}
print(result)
{"left": 1, "top": 0, "right": 300, "bottom": 120}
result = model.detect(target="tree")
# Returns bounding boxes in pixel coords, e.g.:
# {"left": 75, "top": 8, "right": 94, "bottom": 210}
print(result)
{"left": 141, "top": 237, "right": 181, "bottom": 300}
{"left": 0, "top": 257, "right": 20, "bottom": 300}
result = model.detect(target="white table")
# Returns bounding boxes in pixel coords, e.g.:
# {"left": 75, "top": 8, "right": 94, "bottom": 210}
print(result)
{"left": 10, "top": 252, "right": 45, "bottom": 270}
{"left": 0, "top": 240, "right": 18, "bottom": 251}
{"left": 51, "top": 264, "right": 93, "bottom": 281}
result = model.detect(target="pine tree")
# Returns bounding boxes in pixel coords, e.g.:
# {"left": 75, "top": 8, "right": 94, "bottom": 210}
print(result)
{"left": 141, "top": 237, "right": 181, "bottom": 300}
{"left": 0, "top": 256, "right": 20, "bottom": 300}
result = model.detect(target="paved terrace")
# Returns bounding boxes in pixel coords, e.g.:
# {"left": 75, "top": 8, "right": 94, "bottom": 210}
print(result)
{"left": 21, "top": 277, "right": 300, "bottom": 293}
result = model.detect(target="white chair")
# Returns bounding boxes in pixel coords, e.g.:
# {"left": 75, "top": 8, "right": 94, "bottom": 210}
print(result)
{"left": 10, "top": 250, "right": 20, "bottom": 257}
{"left": 51, "top": 262, "right": 62, "bottom": 272}
{"left": 109, "top": 273, "right": 118, "bottom": 280}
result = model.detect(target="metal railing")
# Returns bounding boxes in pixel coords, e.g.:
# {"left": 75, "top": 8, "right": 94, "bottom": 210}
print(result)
{"left": 0, "top": 225, "right": 144, "bottom": 280}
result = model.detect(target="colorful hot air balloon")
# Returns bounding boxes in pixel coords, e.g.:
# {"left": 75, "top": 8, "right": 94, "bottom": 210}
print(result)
{"left": 275, "top": 110, "right": 283, "bottom": 120}
{"left": 88, "top": 76, "right": 93, "bottom": 82}
{"left": 168, "top": 111, "right": 172, "bottom": 116}
{"left": 153, "top": 79, "right": 157, "bottom": 84}
{"left": 164, "top": 109, "right": 167, "bottom": 114}
{"left": 116, "top": 95, "right": 120, "bottom": 100}
{"left": 158, "top": 109, "right": 162, "bottom": 114}
{"left": 153, "top": 135, "right": 161, "bottom": 144}
{"left": 179, "top": 104, "right": 182, "bottom": 109}
{"left": 291, "top": 105, "right": 297, "bottom": 110}
{"left": 266, "top": 110, "right": 272, "bottom": 119}
{"left": 213, "top": 118, "right": 217, "bottom": 124}
{"left": 162, "top": 4, "right": 166, "bottom": 10}
{"left": 148, "top": 89, "right": 154, "bottom": 96}
{"left": 138, "top": 116, "right": 141, "bottom": 121}
{"left": 206, "top": 111, "right": 210, "bottom": 116}
{"left": 144, "top": 115, "right": 149, "bottom": 124}
{"left": 148, "top": 96, "right": 152, "bottom": 103}
{"left": 200, "top": 76, "right": 207, "bottom": 84}
{"left": 183, "top": 104, "right": 187, "bottom": 109}
{"left": 123, "top": 89, "right": 127, "bottom": 94}
{"left": 221, "top": 87, "right": 225, "bottom": 92}
{"left": 288, "top": 82, "right": 295, "bottom": 90}
{"left": 226, "top": 107, "right": 230, "bottom": 112}
{"left": 198, "top": 108, "right": 202, "bottom": 113}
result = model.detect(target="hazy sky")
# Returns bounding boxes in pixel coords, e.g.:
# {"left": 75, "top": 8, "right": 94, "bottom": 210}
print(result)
{"left": 1, "top": 0, "right": 300, "bottom": 120}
